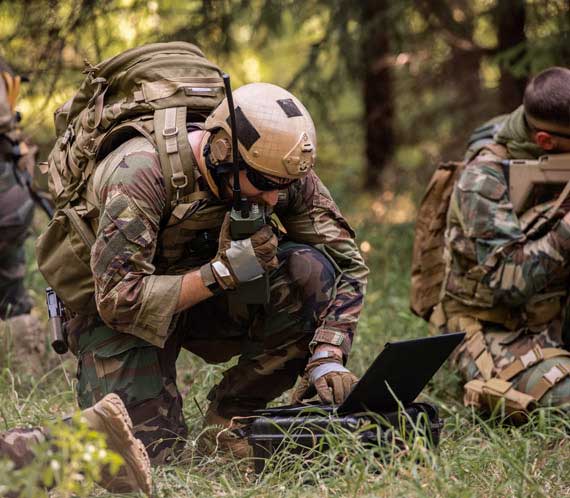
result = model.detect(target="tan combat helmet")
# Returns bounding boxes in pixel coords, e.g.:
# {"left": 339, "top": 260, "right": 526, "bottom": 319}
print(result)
{"left": 205, "top": 82, "right": 317, "bottom": 179}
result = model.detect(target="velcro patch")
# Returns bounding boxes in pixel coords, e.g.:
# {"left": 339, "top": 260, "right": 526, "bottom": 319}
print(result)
{"left": 226, "top": 106, "right": 260, "bottom": 150}
{"left": 277, "top": 98, "right": 302, "bottom": 118}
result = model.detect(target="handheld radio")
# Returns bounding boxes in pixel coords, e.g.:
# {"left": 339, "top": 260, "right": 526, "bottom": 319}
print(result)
{"left": 223, "top": 74, "right": 270, "bottom": 304}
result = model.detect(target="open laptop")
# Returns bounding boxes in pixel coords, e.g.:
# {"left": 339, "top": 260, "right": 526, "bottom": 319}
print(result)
{"left": 337, "top": 332, "right": 465, "bottom": 414}
{"left": 254, "top": 333, "right": 465, "bottom": 416}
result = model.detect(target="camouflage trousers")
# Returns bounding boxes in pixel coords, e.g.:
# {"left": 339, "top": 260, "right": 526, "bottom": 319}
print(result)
{"left": 74, "top": 241, "right": 336, "bottom": 464}
{"left": 0, "top": 159, "right": 48, "bottom": 376}
{"left": 446, "top": 315, "right": 570, "bottom": 412}
{"left": 0, "top": 159, "right": 34, "bottom": 319}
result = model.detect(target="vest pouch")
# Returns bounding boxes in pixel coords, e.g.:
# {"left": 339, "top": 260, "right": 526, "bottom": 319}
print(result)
{"left": 35, "top": 208, "right": 97, "bottom": 315}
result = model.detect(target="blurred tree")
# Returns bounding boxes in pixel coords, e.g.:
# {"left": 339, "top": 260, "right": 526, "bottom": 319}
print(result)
{"left": 1, "top": 0, "right": 569, "bottom": 195}
{"left": 361, "top": 0, "right": 394, "bottom": 190}
{"left": 496, "top": 0, "right": 527, "bottom": 112}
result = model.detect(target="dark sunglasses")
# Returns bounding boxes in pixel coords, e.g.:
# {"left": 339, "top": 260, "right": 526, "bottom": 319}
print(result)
{"left": 245, "top": 166, "right": 297, "bottom": 191}
{"left": 205, "top": 144, "right": 298, "bottom": 192}
{"left": 525, "top": 115, "right": 570, "bottom": 140}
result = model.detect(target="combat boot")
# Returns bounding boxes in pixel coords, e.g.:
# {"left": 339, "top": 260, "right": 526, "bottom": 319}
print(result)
{"left": 200, "top": 404, "right": 253, "bottom": 459}
{"left": 82, "top": 393, "right": 152, "bottom": 495}
{"left": 0, "top": 395, "right": 151, "bottom": 496}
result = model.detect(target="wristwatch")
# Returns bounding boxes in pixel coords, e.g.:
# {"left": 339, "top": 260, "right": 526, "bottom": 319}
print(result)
{"left": 200, "top": 263, "right": 223, "bottom": 296}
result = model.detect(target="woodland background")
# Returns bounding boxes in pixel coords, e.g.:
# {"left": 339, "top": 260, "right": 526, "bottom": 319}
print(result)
{"left": 1, "top": 1, "right": 570, "bottom": 497}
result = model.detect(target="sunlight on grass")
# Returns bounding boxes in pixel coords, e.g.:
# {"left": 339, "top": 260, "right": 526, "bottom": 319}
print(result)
{"left": 1, "top": 209, "right": 569, "bottom": 497}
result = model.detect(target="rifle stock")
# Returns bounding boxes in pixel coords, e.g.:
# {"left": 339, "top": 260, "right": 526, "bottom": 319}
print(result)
{"left": 507, "top": 153, "right": 570, "bottom": 214}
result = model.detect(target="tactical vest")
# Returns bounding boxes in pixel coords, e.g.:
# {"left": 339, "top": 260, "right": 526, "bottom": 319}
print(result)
{"left": 410, "top": 116, "right": 509, "bottom": 322}
{"left": 436, "top": 145, "right": 568, "bottom": 332}
{"left": 89, "top": 135, "right": 227, "bottom": 277}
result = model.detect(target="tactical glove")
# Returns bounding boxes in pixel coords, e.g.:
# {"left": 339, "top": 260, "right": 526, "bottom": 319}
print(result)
{"left": 206, "top": 213, "right": 278, "bottom": 291}
{"left": 292, "top": 350, "right": 358, "bottom": 405}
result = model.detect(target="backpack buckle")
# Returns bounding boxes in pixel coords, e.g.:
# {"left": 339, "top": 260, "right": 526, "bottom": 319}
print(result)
{"left": 162, "top": 126, "right": 178, "bottom": 138}
{"left": 171, "top": 172, "right": 189, "bottom": 190}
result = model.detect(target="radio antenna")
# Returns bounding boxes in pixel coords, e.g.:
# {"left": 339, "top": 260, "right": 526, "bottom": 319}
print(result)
{"left": 222, "top": 73, "right": 241, "bottom": 212}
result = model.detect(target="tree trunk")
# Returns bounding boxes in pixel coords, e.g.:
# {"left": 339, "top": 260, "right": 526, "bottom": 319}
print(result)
{"left": 361, "top": 0, "right": 394, "bottom": 190}
{"left": 497, "top": 0, "right": 527, "bottom": 112}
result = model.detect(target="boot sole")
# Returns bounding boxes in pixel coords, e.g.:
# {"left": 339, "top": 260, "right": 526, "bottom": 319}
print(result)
{"left": 92, "top": 393, "right": 152, "bottom": 495}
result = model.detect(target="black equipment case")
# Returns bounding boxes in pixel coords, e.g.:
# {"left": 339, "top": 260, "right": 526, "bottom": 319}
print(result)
{"left": 244, "top": 333, "right": 464, "bottom": 472}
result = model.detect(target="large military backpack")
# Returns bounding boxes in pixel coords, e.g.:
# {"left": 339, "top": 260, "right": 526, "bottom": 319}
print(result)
{"left": 409, "top": 116, "right": 507, "bottom": 321}
{"left": 36, "top": 42, "right": 224, "bottom": 314}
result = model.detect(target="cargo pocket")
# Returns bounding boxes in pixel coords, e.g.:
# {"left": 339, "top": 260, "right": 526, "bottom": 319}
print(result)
{"left": 77, "top": 330, "right": 164, "bottom": 409}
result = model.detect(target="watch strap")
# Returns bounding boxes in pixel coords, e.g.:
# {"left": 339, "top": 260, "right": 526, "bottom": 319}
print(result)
{"left": 200, "top": 263, "right": 223, "bottom": 295}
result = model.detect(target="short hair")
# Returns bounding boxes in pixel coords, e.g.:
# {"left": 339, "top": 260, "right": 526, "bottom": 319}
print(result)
{"left": 523, "top": 67, "right": 570, "bottom": 127}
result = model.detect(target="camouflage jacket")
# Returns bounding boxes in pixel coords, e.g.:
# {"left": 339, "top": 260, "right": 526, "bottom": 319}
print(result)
{"left": 89, "top": 136, "right": 368, "bottom": 350}
{"left": 442, "top": 114, "right": 570, "bottom": 324}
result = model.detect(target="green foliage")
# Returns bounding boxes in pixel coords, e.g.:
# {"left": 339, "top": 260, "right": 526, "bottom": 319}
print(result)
{"left": 1, "top": 1, "right": 570, "bottom": 495}
{"left": 0, "top": 414, "right": 122, "bottom": 498}
{"left": 1, "top": 213, "right": 570, "bottom": 497}
{"left": 1, "top": 0, "right": 568, "bottom": 186}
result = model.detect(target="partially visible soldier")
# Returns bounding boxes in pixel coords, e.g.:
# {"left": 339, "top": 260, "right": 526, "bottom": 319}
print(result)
{"left": 0, "top": 74, "right": 368, "bottom": 494}
{"left": 0, "top": 56, "right": 46, "bottom": 375}
{"left": 434, "top": 67, "right": 570, "bottom": 416}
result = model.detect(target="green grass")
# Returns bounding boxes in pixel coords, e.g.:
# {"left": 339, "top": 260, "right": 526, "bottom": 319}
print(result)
{"left": 1, "top": 210, "right": 570, "bottom": 497}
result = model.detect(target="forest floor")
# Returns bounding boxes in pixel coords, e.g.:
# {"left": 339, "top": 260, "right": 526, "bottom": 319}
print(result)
{"left": 1, "top": 201, "right": 570, "bottom": 498}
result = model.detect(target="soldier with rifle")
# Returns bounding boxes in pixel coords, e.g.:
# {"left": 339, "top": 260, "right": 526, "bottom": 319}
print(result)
{"left": 0, "top": 56, "right": 50, "bottom": 376}
{"left": 431, "top": 67, "right": 570, "bottom": 417}
{"left": 0, "top": 43, "right": 368, "bottom": 495}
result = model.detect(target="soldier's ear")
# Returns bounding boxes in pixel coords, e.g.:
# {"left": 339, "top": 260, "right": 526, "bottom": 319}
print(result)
{"left": 534, "top": 131, "right": 556, "bottom": 151}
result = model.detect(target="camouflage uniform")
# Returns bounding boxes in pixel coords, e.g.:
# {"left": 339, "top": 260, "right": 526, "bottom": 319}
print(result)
{"left": 0, "top": 61, "right": 46, "bottom": 373}
{"left": 0, "top": 64, "right": 35, "bottom": 319}
{"left": 68, "top": 136, "right": 368, "bottom": 463}
{"left": 436, "top": 105, "right": 570, "bottom": 412}
{"left": 0, "top": 136, "right": 35, "bottom": 319}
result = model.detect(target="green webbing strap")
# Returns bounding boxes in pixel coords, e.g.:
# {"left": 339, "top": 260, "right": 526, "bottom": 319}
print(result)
{"left": 526, "top": 178, "right": 570, "bottom": 239}
{"left": 63, "top": 207, "right": 96, "bottom": 248}
{"left": 154, "top": 106, "right": 196, "bottom": 207}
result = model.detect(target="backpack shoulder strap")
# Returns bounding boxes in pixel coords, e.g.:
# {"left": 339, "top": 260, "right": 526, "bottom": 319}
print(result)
{"left": 154, "top": 107, "right": 196, "bottom": 207}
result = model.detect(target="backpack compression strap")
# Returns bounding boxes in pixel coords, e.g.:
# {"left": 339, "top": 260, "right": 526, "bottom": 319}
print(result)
{"left": 154, "top": 107, "right": 196, "bottom": 206}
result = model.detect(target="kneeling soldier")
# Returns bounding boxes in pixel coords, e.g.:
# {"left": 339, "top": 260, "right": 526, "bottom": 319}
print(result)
{"left": 434, "top": 67, "right": 570, "bottom": 417}
{"left": 0, "top": 81, "right": 368, "bottom": 492}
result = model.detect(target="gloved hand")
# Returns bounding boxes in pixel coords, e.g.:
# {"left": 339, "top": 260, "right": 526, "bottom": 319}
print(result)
{"left": 208, "top": 213, "right": 278, "bottom": 290}
{"left": 292, "top": 349, "right": 358, "bottom": 405}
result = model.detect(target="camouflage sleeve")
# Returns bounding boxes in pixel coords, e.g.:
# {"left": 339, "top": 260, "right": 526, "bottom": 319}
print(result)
{"left": 91, "top": 147, "right": 183, "bottom": 348}
{"left": 448, "top": 159, "right": 570, "bottom": 306}
{"left": 276, "top": 170, "right": 369, "bottom": 355}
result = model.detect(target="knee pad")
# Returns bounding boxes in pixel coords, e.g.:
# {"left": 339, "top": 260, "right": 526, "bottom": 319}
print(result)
{"left": 464, "top": 378, "right": 537, "bottom": 423}
{"left": 281, "top": 245, "right": 336, "bottom": 302}
{"left": 465, "top": 346, "right": 570, "bottom": 420}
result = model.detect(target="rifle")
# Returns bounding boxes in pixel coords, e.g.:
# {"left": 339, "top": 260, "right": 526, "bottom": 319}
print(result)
{"left": 506, "top": 153, "right": 570, "bottom": 215}
{"left": 505, "top": 154, "right": 570, "bottom": 239}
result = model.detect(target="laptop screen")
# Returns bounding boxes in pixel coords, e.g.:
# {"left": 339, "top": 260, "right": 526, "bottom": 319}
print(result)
{"left": 337, "top": 333, "right": 465, "bottom": 414}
